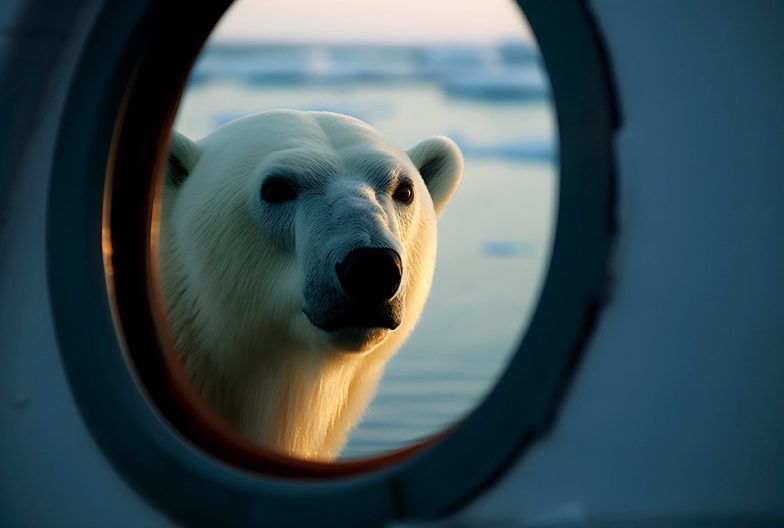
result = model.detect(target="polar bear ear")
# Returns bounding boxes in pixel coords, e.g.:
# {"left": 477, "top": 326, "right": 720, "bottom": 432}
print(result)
{"left": 407, "top": 136, "right": 463, "bottom": 217}
{"left": 166, "top": 131, "right": 201, "bottom": 189}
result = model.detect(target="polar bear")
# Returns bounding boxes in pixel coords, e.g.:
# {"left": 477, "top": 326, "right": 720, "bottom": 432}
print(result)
{"left": 158, "top": 110, "right": 462, "bottom": 461}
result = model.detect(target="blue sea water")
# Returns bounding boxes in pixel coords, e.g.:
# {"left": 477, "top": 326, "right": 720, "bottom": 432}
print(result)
{"left": 173, "top": 41, "right": 558, "bottom": 459}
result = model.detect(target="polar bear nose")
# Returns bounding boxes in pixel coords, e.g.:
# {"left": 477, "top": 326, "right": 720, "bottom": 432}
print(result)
{"left": 336, "top": 248, "right": 402, "bottom": 302}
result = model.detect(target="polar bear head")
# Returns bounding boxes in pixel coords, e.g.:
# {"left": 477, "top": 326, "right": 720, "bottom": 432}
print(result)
{"left": 157, "top": 110, "right": 462, "bottom": 458}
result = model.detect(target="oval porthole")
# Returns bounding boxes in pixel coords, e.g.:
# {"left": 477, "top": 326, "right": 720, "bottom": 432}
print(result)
{"left": 47, "top": 0, "right": 615, "bottom": 525}
{"left": 163, "top": 0, "right": 558, "bottom": 464}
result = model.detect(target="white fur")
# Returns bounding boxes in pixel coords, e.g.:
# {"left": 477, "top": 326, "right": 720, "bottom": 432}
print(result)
{"left": 158, "top": 110, "right": 462, "bottom": 460}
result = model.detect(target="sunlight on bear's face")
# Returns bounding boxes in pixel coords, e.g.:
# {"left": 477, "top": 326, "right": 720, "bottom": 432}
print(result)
{"left": 155, "top": 110, "right": 462, "bottom": 460}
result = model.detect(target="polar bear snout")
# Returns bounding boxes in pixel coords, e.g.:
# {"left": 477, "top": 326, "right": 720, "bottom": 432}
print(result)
{"left": 336, "top": 247, "right": 402, "bottom": 303}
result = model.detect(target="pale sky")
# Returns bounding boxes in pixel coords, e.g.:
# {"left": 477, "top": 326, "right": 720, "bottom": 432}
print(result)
{"left": 210, "top": 0, "right": 533, "bottom": 44}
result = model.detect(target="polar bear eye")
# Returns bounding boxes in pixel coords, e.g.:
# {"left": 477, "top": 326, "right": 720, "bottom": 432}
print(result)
{"left": 261, "top": 178, "right": 297, "bottom": 204}
{"left": 393, "top": 183, "right": 414, "bottom": 203}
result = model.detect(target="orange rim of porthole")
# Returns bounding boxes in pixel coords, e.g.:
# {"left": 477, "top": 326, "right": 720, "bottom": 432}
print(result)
{"left": 48, "top": 0, "right": 617, "bottom": 525}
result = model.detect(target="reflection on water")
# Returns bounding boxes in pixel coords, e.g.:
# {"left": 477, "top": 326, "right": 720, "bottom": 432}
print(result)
{"left": 174, "top": 42, "right": 557, "bottom": 458}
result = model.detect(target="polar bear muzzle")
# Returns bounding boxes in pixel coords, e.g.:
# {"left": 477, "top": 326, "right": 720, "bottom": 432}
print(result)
{"left": 336, "top": 247, "right": 402, "bottom": 303}
{"left": 309, "top": 301, "right": 401, "bottom": 333}
{"left": 303, "top": 247, "right": 404, "bottom": 337}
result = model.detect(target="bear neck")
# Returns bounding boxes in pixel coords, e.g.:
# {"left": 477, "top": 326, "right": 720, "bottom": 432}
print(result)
{"left": 180, "top": 326, "right": 391, "bottom": 461}
{"left": 234, "top": 348, "right": 387, "bottom": 460}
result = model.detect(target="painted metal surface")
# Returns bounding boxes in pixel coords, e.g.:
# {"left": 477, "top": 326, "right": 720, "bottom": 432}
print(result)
{"left": 1, "top": 0, "right": 783, "bottom": 526}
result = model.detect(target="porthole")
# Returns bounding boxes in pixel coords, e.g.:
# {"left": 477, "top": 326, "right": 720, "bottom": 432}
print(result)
{"left": 169, "top": 0, "right": 557, "bottom": 463}
{"left": 47, "top": 0, "right": 615, "bottom": 525}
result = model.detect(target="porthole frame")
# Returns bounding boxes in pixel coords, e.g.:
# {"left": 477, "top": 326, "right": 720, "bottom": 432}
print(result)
{"left": 47, "top": 0, "right": 617, "bottom": 525}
